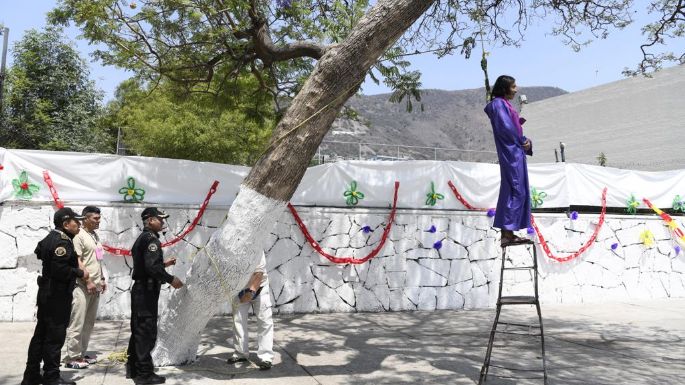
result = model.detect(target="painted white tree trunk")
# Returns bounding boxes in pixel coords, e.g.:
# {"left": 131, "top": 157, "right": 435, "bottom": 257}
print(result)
{"left": 152, "top": 185, "right": 285, "bottom": 365}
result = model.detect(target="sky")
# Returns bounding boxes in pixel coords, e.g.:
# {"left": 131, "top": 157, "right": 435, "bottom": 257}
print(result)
{"left": 1, "top": 1, "right": 683, "bottom": 101}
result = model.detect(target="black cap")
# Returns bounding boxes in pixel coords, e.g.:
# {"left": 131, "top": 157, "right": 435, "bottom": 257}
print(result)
{"left": 82, "top": 206, "right": 101, "bottom": 216}
{"left": 53, "top": 207, "right": 85, "bottom": 227}
{"left": 141, "top": 207, "right": 169, "bottom": 221}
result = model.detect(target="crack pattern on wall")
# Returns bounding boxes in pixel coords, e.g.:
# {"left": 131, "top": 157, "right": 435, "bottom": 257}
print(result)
{"left": 1, "top": 204, "right": 684, "bottom": 321}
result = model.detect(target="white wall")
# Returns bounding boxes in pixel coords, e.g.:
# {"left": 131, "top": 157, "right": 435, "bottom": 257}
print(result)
{"left": 1, "top": 203, "right": 684, "bottom": 321}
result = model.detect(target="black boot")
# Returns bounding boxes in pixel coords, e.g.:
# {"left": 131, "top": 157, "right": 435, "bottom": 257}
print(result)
{"left": 125, "top": 364, "right": 137, "bottom": 379}
{"left": 20, "top": 373, "right": 43, "bottom": 385}
{"left": 133, "top": 373, "right": 166, "bottom": 384}
{"left": 43, "top": 377, "right": 76, "bottom": 385}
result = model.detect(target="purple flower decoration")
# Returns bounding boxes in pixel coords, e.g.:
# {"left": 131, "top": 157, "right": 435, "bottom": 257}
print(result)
{"left": 570, "top": 211, "right": 579, "bottom": 220}
{"left": 486, "top": 208, "right": 496, "bottom": 217}
{"left": 361, "top": 225, "right": 373, "bottom": 234}
{"left": 276, "top": 0, "right": 292, "bottom": 8}
{"left": 675, "top": 245, "right": 682, "bottom": 255}
{"left": 611, "top": 243, "right": 618, "bottom": 250}
{"left": 425, "top": 225, "right": 437, "bottom": 233}
{"left": 527, "top": 227, "right": 535, "bottom": 235}
{"left": 433, "top": 240, "right": 443, "bottom": 250}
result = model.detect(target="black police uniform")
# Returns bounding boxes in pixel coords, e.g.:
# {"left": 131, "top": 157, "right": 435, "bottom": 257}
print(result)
{"left": 127, "top": 227, "right": 174, "bottom": 381}
{"left": 22, "top": 229, "right": 84, "bottom": 385}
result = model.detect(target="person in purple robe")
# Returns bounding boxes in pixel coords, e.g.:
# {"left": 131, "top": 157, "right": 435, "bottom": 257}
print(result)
{"left": 485, "top": 75, "right": 534, "bottom": 247}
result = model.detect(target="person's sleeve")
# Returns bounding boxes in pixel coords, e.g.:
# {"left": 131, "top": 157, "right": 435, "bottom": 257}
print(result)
{"left": 73, "top": 233, "right": 85, "bottom": 259}
{"left": 491, "top": 100, "right": 520, "bottom": 146}
{"left": 254, "top": 253, "right": 266, "bottom": 274}
{"left": 143, "top": 237, "right": 174, "bottom": 284}
{"left": 50, "top": 240, "right": 84, "bottom": 282}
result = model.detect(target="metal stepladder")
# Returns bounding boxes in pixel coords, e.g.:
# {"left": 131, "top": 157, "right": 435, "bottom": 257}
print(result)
{"left": 478, "top": 240, "right": 548, "bottom": 384}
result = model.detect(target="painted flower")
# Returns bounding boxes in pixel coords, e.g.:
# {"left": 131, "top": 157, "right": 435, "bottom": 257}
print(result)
{"left": 530, "top": 187, "right": 547, "bottom": 209}
{"left": 675, "top": 245, "right": 681, "bottom": 255}
{"left": 276, "top": 0, "right": 292, "bottom": 8}
{"left": 424, "top": 182, "right": 445, "bottom": 206}
{"left": 527, "top": 226, "right": 535, "bottom": 235}
{"left": 626, "top": 194, "right": 640, "bottom": 214}
{"left": 343, "top": 180, "right": 365, "bottom": 206}
{"left": 12, "top": 171, "right": 40, "bottom": 200}
{"left": 570, "top": 211, "right": 579, "bottom": 220}
{"left": 611, "top": 243, "right": 619, "bottom": 250}
{"left": 361, "top": 225, "right": 373, "bottom": 234}
{"left": 672, "top": 195, "right": 685, "bottom": 213}
{"left": 119, "top": 177, "right": 146, "bottom": 202}
{"left": 433, "top": 240, "right": 443, "bottom": 250}
{"left": 486, "top": 208, "right": 496, "bottom": 217}
{"left": 425, "top": 225, "right": 437, "bottom": 233}
{"left": 639, "top": 229, "right": 655, "bottom": 247}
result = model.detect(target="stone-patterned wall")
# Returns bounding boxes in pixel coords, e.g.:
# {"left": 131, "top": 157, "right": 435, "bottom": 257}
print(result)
{"left": 1, "top": 203, "right": 684, "bottom": 321}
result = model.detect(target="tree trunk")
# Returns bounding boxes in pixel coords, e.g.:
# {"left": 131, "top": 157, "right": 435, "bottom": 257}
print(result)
{"left": 152, "top": 0, "right": 436, "bottom": 366}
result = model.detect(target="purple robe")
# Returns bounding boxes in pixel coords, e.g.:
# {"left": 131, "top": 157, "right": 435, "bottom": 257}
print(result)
{"left": 484, "top": 97, "right": 532, "bottom": 231}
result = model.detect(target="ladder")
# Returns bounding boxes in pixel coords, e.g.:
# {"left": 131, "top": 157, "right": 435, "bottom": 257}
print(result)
{"left": 478, "top": 240, "right": 548, "bottom": 384}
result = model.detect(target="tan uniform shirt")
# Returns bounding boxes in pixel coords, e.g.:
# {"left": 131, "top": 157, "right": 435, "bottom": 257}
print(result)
{"left": 73, "top": 229, "right": 105, "bottom": 289}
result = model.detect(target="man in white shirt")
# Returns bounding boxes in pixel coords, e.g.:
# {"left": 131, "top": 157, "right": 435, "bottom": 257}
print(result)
{"left": 227, "top": 253, "right": 274, "bottom": 370}
{"left": 64, "top": 206, "right": 106, "bottom": 369}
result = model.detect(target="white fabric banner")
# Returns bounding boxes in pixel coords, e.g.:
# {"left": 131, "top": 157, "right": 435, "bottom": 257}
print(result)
{"left": 1, "top": 148, "right": 684, "bottom": 209}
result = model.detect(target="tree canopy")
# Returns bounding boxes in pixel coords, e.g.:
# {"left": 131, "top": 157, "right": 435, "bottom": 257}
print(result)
{"left": 0, "top": 27, "right": 113, "bottom": 152}
{"left": 108, "top": 74, "right": 275, "bottom": 164}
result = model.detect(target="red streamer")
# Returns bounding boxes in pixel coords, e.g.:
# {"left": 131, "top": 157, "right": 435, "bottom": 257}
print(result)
{"left": 288, "top": 181, "right": 400, "bottom": 265}
{"left": 531, "top": 187, "right": 608, "bottom": 263}
{"left": 447, "top": 180, "right": 490, "bottom": 211}
{"left": 43, "top": 171, "right": 65, "bottom": 209}
{"left": 102, "top": 180, "right": 220, "bottom": 256}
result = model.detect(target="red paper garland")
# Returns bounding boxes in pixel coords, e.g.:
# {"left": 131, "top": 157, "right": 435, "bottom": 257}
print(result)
{"left": 449, "top": 179, "right": 608, "bottom": 263}
{"left": 43, "top": 171, "right": 65, "bottom": 209}
{"left": 448, "top": 180, "right": 489, "bottom": 211}
{"left": 531, "top": 187, "right": 607, "bottom": 263}
{"left": 43, "top": 169, "right": 220, "bottom": 257}
{"left": 288, "top": 181, "right": 399, "bottom": 265}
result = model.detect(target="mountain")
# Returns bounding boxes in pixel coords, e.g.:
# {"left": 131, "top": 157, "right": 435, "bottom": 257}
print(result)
{"left": 321, "top": 87, "right": 567, "bottom": 162}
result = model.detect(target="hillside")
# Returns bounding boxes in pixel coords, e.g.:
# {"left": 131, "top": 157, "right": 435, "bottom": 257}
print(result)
{"left": 322, "top": 87, "right": 567, "bottom": 162}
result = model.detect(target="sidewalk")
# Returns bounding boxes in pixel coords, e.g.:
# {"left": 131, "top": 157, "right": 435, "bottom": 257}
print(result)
{"left": 2, "top": 298, "right": 684, "bottom": 385}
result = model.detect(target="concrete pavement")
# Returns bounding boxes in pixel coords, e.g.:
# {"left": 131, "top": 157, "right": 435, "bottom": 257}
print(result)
{"left": 2, "top": 298, "right": 684, "bottom": 385}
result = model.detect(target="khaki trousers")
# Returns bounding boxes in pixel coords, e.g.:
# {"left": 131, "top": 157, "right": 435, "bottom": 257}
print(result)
{"left": 64, "top": 283, "right": 99, "bottom": 361}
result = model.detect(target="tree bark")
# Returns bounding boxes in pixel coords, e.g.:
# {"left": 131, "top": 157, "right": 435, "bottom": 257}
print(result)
{"left": 152, "top": 0, "right": 436, "bottom": 366}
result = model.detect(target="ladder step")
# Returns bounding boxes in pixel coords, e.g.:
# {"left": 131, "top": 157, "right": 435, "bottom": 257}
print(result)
{"left": 496, "top": 321, "right": 541, "bottom": 328}
{"left": 499, "top": 296, "right": 538, "bottom": 305}
{"left": 494, "top": 330, "right": 542, "bottom": 337}
{"left": 503, "top": 266, "right": 536, "bottom": 270}
{"left": 490, "top": 364, "right": 546, "bottom": 372}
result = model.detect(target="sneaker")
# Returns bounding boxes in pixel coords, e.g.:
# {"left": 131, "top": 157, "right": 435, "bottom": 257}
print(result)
{"left": 84, "top": 355, "right": 98, "bottom": 364}
{"left": 65, "top": 359, "right": 89, "bottom": 369}
{"left": 258, "top": 360, "right": 272, "bottom": 370}
{"left": 226, "top": 356, "right": 248, "bottom": 364}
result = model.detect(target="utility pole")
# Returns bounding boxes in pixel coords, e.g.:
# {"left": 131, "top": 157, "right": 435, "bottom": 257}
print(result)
{"left": 0, "top": 27, "right": 9, "bottom": 118}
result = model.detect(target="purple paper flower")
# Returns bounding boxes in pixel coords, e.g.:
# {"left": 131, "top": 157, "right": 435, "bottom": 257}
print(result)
{"left": 675, "top": 245, "right": 682, "bottom": 255}
{"left": 486, "top": 208, "right": 496, "bottom": 217}
{"left": 527, "top": 227, "right": 535, "bottom": 235}
{"left": 433, "top": 240, "right": 443, "bottom": 250}
{"left": 425, "top": 225, "right": 436, "bottom": 233}
{"left": 361, "top": 225, "right": 373, "bottom": 234}
{"left": 570, "top": 211, "right": 579, "bottom": 220}
{"left": 611, "top": 243, "right": 618, "bottom": 250}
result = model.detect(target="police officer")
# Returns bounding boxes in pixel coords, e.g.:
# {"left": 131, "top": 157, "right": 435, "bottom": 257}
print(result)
{"left": 21, "top": 207, "right": 89, "bottom": 385}
{"left": 126, "top": 207, "right": 183, "bottom": 385}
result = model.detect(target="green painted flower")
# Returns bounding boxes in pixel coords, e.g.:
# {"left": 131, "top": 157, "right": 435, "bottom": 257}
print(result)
{"left": 119, "top": 177, "right": 146, "bottom": 202}
{"left": 673, "top": 195, "right": 685, "bottom": 213}
{"left": 425, "top": 181, "right": 445, "bottom": 206}
{"left": 626, "top": 194, "right": 639, "bottom": 214}
{"left": 12, "top": 171, "right": 40, "bottom": 200}
{"left": 530, "top": 187, "right": 547, "bottom": 209}
{"left": 343, "top": 180, "right": 365, "bottom": 206}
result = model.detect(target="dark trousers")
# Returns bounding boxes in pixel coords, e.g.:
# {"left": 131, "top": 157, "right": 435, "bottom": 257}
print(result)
{"left": 23, "top": 287, "right": 73, "bottom": 381}
{"left": 127, "top": 280, "right": 160, "bottom": 378}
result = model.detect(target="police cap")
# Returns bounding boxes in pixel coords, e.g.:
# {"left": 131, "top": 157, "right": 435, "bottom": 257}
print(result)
{"left": 53, "top": 207, "right": 85, "bottom": 228}
{"left": 141, "top": 207, "right": 170, "bottom": 221}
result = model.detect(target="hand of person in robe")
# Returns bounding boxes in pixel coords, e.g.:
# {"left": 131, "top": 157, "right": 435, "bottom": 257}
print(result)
{"left": 164, "top": 257, "right": 177, "bottom": 267}
{"left": 523, "top": 138, "right": 532, "bottom": 152}
{"left": 86, "top": 279, "right": 97, "bottom": 295}
{"left": 170, "top": 276, "right": 184, "bottom": 289}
